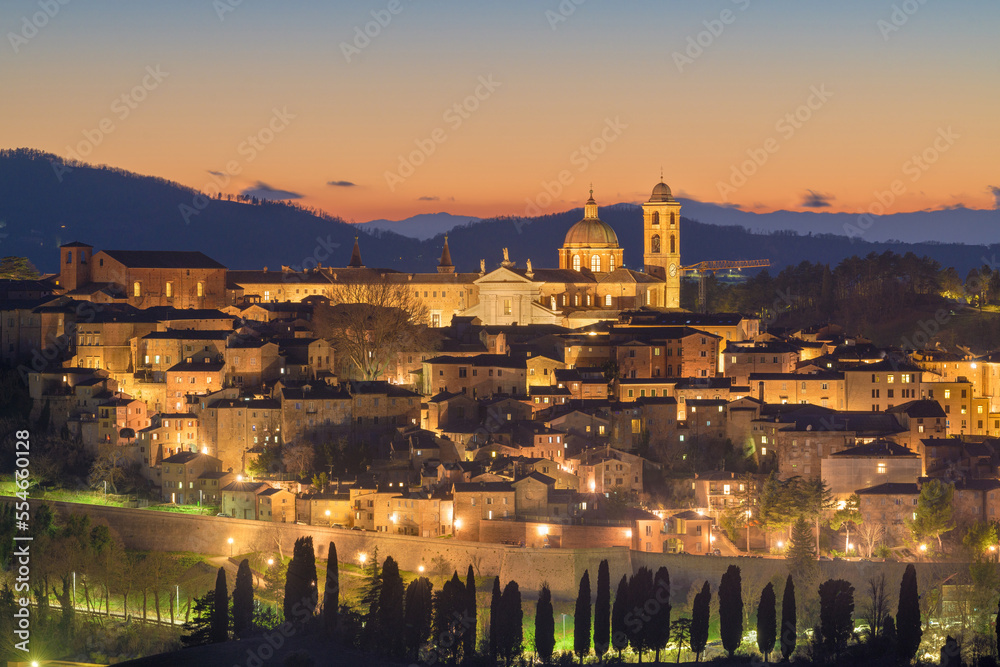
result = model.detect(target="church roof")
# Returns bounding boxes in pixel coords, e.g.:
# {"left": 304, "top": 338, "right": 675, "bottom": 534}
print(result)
{"left": 563, "top": 217, "right": 619, "bottom": 247}
{"left": 648, "top": 181, "right": 675, "bottom": 203}
{"left": 598, "top": 268, "right": 663, "bottom": 284}
{"left": 100, "top": 250, "right": 226, "bottom": 269}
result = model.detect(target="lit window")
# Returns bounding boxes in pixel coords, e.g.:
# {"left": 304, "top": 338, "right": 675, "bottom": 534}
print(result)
{"left": 877, "top": 462, "right": 887, "bottom": 474}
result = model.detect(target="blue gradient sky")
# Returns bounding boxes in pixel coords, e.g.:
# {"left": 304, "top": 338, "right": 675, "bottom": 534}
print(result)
{"left": 4, "top": 0, "right": 997, "bottom": 222}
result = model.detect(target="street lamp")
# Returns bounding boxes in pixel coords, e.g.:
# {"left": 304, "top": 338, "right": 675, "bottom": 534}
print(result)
{"left": 325, "top": 509, "right": 331, "bottom": 526}
{"left": 227, "top": 537, "right": 234, "bottom": 557}
{"left": 358, "top": 553, "right": 367, "bottom": 566}
{"left": 267, "top": 558, "right": 275, "bottom": 567}
{"left": 418, "top": 565, "right": 425, "bottom": 573}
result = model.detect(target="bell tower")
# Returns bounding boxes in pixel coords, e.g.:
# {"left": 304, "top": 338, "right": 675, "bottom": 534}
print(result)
{"left": 642, "top": 179, "right": 681, "bottom": 308}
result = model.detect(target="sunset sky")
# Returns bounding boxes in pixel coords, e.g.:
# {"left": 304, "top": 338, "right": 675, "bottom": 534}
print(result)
{"left": 4, "top": 0, "right": 998, "bottom": 223}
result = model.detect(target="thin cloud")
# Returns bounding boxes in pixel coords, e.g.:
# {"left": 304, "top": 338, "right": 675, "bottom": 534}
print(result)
{"left": 207, "top": 170, "right": 224, "bottom": 176}
{"left": 239, "top": 181, "right": 303, "bottom": 201}
{"left": 990, "top": 185, "right": 1000, "bottom": 209}
{"left": 800, "top": 189, "right": 833, "bottom": 208}
{"left": 417, "top": 196, "right": 440, "bottom": 201}
{"left": 327, "top": 180, "right": 356, "bottom": 187}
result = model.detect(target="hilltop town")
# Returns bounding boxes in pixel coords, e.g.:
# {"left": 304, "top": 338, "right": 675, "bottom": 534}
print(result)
{"left": 3, "top": 181, "right": 997, "bottom": 562}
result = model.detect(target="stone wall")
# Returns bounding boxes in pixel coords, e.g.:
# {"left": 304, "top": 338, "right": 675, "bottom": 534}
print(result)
{"left": 40, "top": 500, "right": 962, "bottom": 605}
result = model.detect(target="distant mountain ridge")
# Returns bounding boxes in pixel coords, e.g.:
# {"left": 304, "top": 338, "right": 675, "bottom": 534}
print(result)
{"left": 356, "top": 212, "right": 480, "bottom": 240}
{"left": 2, "top": 148, "right": 999, "bottom": 277}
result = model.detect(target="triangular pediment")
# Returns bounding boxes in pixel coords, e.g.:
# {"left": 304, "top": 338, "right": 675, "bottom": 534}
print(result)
{"left": 475, "top": 266, "right": 533, "bottom": 285}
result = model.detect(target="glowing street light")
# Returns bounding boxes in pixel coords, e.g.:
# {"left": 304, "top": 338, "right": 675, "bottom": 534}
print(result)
{"left": 919, "top": 543, "right": 927, "bottom": 553}
{"left": 227, "top": 537, "right": 234, "bottom": 557}
{"left": 776, "top": 541, "right": 784, "bottom": 549}
{"left": 358, "top": 553, "right": 367, "bottom": 565}
{"left": 267, "top": 558, "right": 275, "bottom": 567}
{"left": 418, "top": 565, "right": 425, "bottom": 573}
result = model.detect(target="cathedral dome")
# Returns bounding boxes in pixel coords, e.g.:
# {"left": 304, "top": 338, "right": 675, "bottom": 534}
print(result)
{"left": 564, "top": 217, "right": 619, "bottom": 247}
{"left": 563, "top": 189, "right": 619, "bottom": 248}
{"left": 648, "top": 181, "right": 674, "bottom": 202}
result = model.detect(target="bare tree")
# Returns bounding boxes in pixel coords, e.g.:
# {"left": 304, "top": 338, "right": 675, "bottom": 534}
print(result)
{"left": 89, "top": 442, "right": 129, "bottom": 495}
{"left": 855, "top": 521, "right": 886, "bottom": 559}
{"left": 283, "top": 444, "right": 315, "bottom": 477}
{"left": 863, "top": 572, "right": 893, "bottom": 640}
{"left": 315, "top": 273, "right": 430, "bottom": 381}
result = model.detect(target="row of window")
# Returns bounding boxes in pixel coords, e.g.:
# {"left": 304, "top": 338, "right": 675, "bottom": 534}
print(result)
{"left": 570, "top": 254, "right": 618, "bottom": 273}
{"left": 134, "top": 281, "right": 205, "bottom": 298}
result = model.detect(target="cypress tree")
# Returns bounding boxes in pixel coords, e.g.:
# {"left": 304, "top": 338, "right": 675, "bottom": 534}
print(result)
{"left": 896, "top": 564, "right": 922, "bottom": 664}
{"left": 358, "top": 547, "right": 382, "bottom": 647}
{"left": 434, "top": 572, "right": 467, "bottom": 664}
{"left": 403, "top": 577, "right": 434, "bottom": 660}
{"left": 378, "top": 556, "right": 405, "bottom": 656}
{"left": 690, "top": 581, "right": 711, "bottom": 662}
{"left": 464, "top": 564, "right": 477, "bottom": 659}
{"left": 535, "top": 584, "right": 555, "bottom": 664}
{"left": 210, "top": 567, "right": 228, "bottom": 643}
{"left": 780, "top": 575, "right": 797, "bottom": 661}
{"left": 284, "top": 536, "right": 318, "bottom": 623}
{"left": 594, "top": 559, "right": 611, "bottom": 660}
{"left": 574, "top": 569, "right": 591, "bottom": 664}
{"left": 232, "top": 559, "right": 253, "bottom": 637}
{"left": 719, "top": 564, "right": 743, "bottom": 658}
{"left": 323, "top": 541, "right": 339, "bottom": 636}
{"left": 627, "top": 567, "right": 654, "bottom": 662}
{"left": 498, "top": 580, "right": 523, "bottom": 667}
{"left": 818, "top": 578, "right": 854, "bottom": 658}
{"left": 611, "top": 574, "right": 629, "bottom": 658}
{"left": 757, "top": 582, "right": 776, "bottom": 662}
{"left": 996, "top": 597, "right": 1000, "bottom": 665}
{"left": 490, "top": 576, "right": 502, "bottom": 661}
{"left": 650, "top": 566, "right": 672, "bottom": 663}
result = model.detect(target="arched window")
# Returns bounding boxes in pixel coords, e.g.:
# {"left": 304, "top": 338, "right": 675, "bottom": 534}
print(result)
{"left": 605, "top": 294, "right": 612, "bottom": 307}
{"left": 572, "top": 255, "right": 581, "bottom": 271}
{"left": 651, "top": 211, "right": 660, "bottom": 225}
{"left": 609, "top": 255, "right": 616, "bottom": 272}
{"left": 646, "top": 290, "right": 652, "bottom": 305}
{"left": 651, "top": 234, "right": 660, "bottom": 254}
{"left": 562, "top": 294, "right": 568, "bottom": 306}
{"left": 586, "top": 294, "right": 592, "bottom": 306}
{"left": 591, "top": 255, "right": 601, "bottom": 272}
{"left": 574, "top": 294, "right": 579, "bottom": 306}
{"left": 670, "top": 212, "right": 676, "bottom": 227}
{"left": 669, "top": 235, "right": 676, "bottom": 254}
{"left": 133, "top": 282, "right": 141, "bottom": 297}
{"left": 550, "top": 296, "right": 556, "bottom": 310}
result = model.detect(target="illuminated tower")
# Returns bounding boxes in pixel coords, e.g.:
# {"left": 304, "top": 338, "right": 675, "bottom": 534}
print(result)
{"left": 642, "top": 179, "right": 681, "bottom": 308}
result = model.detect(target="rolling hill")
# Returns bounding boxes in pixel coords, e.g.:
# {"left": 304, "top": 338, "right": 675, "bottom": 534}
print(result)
{"left": 2, "top": 148, "right": 998, "bottom": 277}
